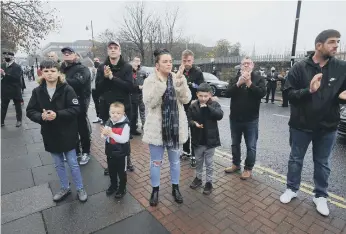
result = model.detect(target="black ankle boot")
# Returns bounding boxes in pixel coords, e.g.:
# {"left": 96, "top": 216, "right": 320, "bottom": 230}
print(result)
{"left": 172, "top": 184, "right": 183, "bottom": 204}
{"left": 150, "top": 186, "right": 159, "bottom": 206}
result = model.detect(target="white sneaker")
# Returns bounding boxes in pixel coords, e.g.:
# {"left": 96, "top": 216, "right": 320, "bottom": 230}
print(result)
{"left": 79, "top": 153, "right": 90, "bottom": 165}
{"left": 280, "top": 189, "right": 297, "bottom": 204}
{"left": 92, "top": 117, "right": 101, "bottom": 123}
{"left": 313, "top": 197, "right": 329, "bottom": 216}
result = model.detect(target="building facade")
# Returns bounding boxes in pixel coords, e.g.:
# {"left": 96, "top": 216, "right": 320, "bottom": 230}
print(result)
{"left": 40, "top": 40, "right": 93, "bottom": 59}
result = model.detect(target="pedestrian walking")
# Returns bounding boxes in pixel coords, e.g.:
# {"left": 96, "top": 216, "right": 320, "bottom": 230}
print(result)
{"left": 188, "top": 83, "right": 223, "bottom": 195}
{"left": 142, "top": 48, "right": 191, "bottom": 206}
{"left": 1, "top": 51, "right": 23, "bottom": 127}
{"left": 265, "top": 67, "right": 279, "bottom": 103}
{"left": 95, "top": 41, "right": 135, "bottom": 174}
{"left": 224, "top": 56, "right": 266, "bottom": 179}
{"left": 26, "top": 60, "right": 88, "bottom": 202}
{"left": 280, "top": 29, "right": 346, "bottom": 216}
{"left": 181, "top": 49, "right": 205, "bottom": 168}
{"left": 60, "top": 47, "right": 92, "bottom": 166}
{"left": 101, "top": 102, "right": 130, "bottom": 199}
{"left": 130, "top": 56, "right": 143, "bottom": 136}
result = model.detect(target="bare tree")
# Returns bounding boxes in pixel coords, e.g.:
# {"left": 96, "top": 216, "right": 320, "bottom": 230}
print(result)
{"left": 1, "top": 0, "right": 59, "bottom": 53}
{"left": 118, "top": 2, "right": 151, "bottom": 63}
{"left": 163, "top": 7, "right": 181, "bottom": 52}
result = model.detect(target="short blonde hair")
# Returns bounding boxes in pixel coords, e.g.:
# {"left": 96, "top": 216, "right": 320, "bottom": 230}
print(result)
{"left": 110, "top": 102, "right": 125, "bottom": 112}
{"left": 182, "top": 49, "right": 194, "bottom": 57}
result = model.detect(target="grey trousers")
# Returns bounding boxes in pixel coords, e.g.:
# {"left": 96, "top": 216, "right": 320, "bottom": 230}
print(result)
{"left": 194, "top": 145, "right": 215, "bottom": 183}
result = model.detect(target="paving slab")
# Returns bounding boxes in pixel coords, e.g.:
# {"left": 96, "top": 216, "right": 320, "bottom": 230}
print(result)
{"left": 26, "top": 142, "right": 46, "bottom": 154}
{"left": 1, "top": 212, "right": 46, "bottom": 234}
{"left": 1, "top": 169, "right": 34, "bottom": 195}
{"left": 32, "top": 164, "right": 60, "bottom": 186}
{"left": 38, "top": 151, "right": 54, "bottom": 165}
{"left": 1, "top": 183, "right": 55, "bottom": 224}
{"left": 42, "top": 191, "right": 144, "bottom": 234}
{"left": 1, "top": 153, "right": 42, "bottom": 172}
{"left": 1, "top": 145, "right": 28, "bottom": 158}
{"left": 94, "top": 210, "right": 170, "bottom": 234}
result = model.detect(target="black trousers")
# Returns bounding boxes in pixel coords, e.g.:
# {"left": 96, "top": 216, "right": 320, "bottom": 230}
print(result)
{"left": 266, "top": 86, "right": 277, "bottom": 103}
{"left": 131, "top": 102, "right": 139, "bottom": 131}
{"left": 76, "top": 112, "right": 91, "bottom": 154}
{"left": 1, "top": 97, "right": 22, "bottom": 123}
{"left": 91, "top": 89, "right": 100, "bottom": 118}
{"left": 282, "top": 90, "right": 289, "bottom": 107}
{"left": 107, "top": 155, "right": 127, "bottom": 190}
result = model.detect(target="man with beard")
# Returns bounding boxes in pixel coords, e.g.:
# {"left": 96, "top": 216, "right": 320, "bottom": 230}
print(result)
{"left": 91, "top": 57, "right": 102, "bottom": 123}
{"left": 96, "top": 41, "right": 135, "bottom": 174}
{"left": 224, "top": 57, "right": 266, "bottom": 180}
{"left": 181, "top": 50, "right": 205, "bottom": 168}
{"left": 280, "top": 29, "right": 346, "bottom": 216}
{"left": 1, "top": 52, "right": 23, "bottom": 127}
{"left": 60, "top": 47, "right": 92, "bottom": 165}
{"left": 130, "top": 56, "right": 144, "bottom": 135}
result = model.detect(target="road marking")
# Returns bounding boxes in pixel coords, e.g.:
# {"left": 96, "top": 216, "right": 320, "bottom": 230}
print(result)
{"left": 214, "top": 148, "right": 346, "bottom": 208}
{"left": 273, "top": 114, "right": 290, "bottom": 118}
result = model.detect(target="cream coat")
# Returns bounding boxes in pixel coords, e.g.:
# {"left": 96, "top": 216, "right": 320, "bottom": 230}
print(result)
{"left": 142, "top": 72, "right": 191, "bottom": 146}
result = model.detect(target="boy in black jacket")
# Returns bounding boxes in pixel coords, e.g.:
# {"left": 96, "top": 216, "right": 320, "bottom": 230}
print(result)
{"left": 188, "top": 83, "right": 223, "bottom": 195}
{"left": 26, "top": 60, "right": 88, "bottom": 202}
{"left": 101, "top": 102, "right": 130, "bottom": 199}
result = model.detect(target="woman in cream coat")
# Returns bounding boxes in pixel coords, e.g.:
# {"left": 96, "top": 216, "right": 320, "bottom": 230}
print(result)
{"left": 142, "top": 49, "right": 191, "bottom": 206}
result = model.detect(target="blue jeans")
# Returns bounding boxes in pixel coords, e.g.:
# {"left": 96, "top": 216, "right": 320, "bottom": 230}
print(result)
{"left": 287, "top": 128, "right": 336, "bottom": 198}
{"left": 149, "top": 144, "right": 180, "bottom": 187}
{"left": 51, "top": 149, "right": 84, "bottom": 190}
{"left": 230, "top": 118, "right": 259, "bottom": 170}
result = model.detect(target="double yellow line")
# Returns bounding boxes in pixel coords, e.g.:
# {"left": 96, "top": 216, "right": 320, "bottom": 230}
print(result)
{"left": 214, "top": 148, "right": 346, "bottom": 209}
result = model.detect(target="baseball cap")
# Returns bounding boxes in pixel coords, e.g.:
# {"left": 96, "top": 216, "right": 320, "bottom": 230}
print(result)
{"left": 61, "top": 47, "right": 75, "bottom": 53}
{"left": 3, "top": 51, "right": 14, "bottom": 56}
{"left": 107, "top": 41, "right": 120, "bottom": 47}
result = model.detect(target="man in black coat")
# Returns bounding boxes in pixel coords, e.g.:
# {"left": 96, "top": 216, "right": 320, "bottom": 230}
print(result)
{"left": 60, "top": 47, "right": 92, "bottom": 166}
{"left": 181, "top": 49, "right": 205, "bottom": 168}
{"left": 1, "top": 52, "right": 23, "bottom": 127}
{"left": 265, "top": 67, "right": 279, "bottom": 103}
{"left": 130, "top": 56, "right": 143, "bottom": 136}
{"left": 96, "top": 41, "right": 135, "bottom": 173}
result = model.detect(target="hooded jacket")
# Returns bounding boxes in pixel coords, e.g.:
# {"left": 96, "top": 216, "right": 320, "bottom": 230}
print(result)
{"left": 60, "top": 61, "right": 91, "bottom": 113}
{"left": 26, "top": 81, "right": 80, "bottom": 153}
{"left": 284, "top": 53, "right": 346, "bottom": 132}
{"left": 1, "top": 62, "right": 23, "bottom": 99}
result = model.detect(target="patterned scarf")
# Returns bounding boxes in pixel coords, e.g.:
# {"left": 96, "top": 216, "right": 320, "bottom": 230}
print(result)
{"left": 161, "top": 73, "right": 179, "bottom": 149}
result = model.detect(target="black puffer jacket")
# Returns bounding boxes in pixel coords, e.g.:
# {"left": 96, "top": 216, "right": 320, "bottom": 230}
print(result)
{"left": 284, "top": 53, "right": 346, "bottom": 132}
{"left": 26, "top": 81, "right": 80, "bottom": 153}
{"left": 95, "top": 56, "right": 133, "bottom": 112}
{"left": 187, "top": 100, "right": 223, "bottom": 148}
{"left": 60, "top": 62, "right": 91, "bottom": 112}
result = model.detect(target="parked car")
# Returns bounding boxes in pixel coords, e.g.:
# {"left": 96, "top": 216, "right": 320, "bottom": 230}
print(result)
{"left": 338, "top": 105, "right": 346, "bottom": 138}
{"left": 203, "top": 72, "right": 228, "bottom": 96}
{"left": 137, "top": 66, "right": 154, "bottom": 79}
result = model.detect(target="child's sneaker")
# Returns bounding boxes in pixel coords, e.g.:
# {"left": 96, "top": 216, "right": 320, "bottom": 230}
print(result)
{"left": 190, "top": 177, "right": 202, "bottom": 189}
{"left": 106, "top": 185, "right": 117, "bottom": 196}
{"left": 203, "top": 182, "right": 213, "bottom": 195}
{"left": 190, "top": 156, "right": 196, "bottom": 168}
{"left": 115, "top": 188, "right": 127, "bottom": 199}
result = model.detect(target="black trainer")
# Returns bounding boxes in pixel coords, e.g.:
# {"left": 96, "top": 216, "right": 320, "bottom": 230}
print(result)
{"left": 106, "top": 185, "right": 117, "bottom": 196}
{"left": 203, "top": 182, "right": 213, "bottom": 195}
{"left": 131, "top": 130, "right": 141, "bottom": 136}
{"left": 104, "top": 168, "right": 109, "bottom": 176}
{"left": 190, "top": 177, "right": 202, "bottom": 190}
{"left": 115, "top": 188, "right": 126, "bottom": 199}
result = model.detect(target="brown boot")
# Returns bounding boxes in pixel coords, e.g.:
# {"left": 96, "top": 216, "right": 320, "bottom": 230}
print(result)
{"left": 224, "top": 165, "right": 241, "bottom": 174}
{"left": 240, "top": 170, "right": 252, "bottom": 180}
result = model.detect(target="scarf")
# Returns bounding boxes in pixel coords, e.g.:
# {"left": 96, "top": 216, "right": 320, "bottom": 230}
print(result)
{"left": 161, "top": 73, "right": 179, "bottom": 149}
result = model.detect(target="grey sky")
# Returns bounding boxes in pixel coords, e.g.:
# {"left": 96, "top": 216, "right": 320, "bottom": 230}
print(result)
{"left": 32, "top": 0, "right": 346, "bottom": 56}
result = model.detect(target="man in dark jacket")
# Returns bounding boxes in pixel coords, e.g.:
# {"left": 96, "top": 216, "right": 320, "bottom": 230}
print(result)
{"left": 96, "top": 41, "right": 135, "bottom": 173}
{"left": 1, "top": 51, "right": 23, "bottom": 127}
{"left": 60, "top": 47, "right": 92, "bottom": 166}
{"left": 181, "top": 49, "right": 205, "bottom": 168}
{"left": 265, "top": 67, "right": 279, "bottom": 103}
{"left": 130, "top": 56, "right": 143, "bottom": 136}
{"left": 280, "top": 69, "right": 290, "bottom": 107}
{"left": 280, "top": 29, "right": 346, "bottom": 217}
{"left": 224, "top": 56, "right": 266, "bottom": 180}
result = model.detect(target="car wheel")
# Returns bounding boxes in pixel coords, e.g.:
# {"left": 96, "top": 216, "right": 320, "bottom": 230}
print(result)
{"left": 210, "top": 85, "right": 217, "bottom": 96}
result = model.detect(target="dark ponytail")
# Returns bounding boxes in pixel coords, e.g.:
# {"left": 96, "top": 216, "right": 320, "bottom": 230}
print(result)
{"left": 154, "top": 48, "right": 170, "bottom": 63}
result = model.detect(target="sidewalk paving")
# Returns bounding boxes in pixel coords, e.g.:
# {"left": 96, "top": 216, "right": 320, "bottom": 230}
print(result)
{"left": 2, "top": 81, "right": 346, "bottom": 233}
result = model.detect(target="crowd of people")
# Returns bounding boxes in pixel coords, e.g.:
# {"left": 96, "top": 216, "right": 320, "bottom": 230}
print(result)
{"left": 1, "top": 29, "right": 346, "bottom": 217}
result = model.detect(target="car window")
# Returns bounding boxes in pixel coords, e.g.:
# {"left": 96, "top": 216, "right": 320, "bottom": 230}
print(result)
{"left": 203, "top": 72, "right": 219, "bottom": 81}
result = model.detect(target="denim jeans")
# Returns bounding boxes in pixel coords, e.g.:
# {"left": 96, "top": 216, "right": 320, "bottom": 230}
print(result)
{"left": 51, "top": 149, "right": 84, "bottom": 190}
{"left": 230, "top": 118, "right": 259, "bottom": 170}
{"left": 149, "top": 144, "right": 180, "bottom": 187}
{"left": 287, "top": 128, "right": 336, "bottom": 198}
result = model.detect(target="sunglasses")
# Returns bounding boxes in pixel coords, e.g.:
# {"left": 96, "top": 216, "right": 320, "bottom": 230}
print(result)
{"left": 62, "top": 51, "right": 73, "bottom": 55}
